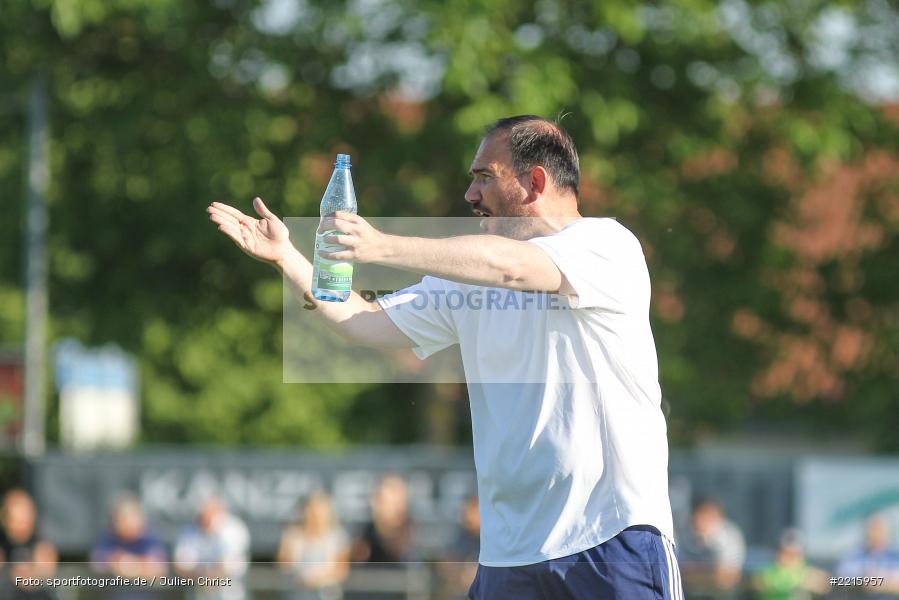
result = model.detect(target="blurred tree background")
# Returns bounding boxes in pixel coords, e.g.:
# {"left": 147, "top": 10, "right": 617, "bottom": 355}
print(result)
{"left": 0, "top": 0, "right": 896, "bottom": 450}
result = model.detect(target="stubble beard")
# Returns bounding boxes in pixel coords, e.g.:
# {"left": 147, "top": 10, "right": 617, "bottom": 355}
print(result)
{"left": 482, "top": 192, "right": 542, "bottom": 240}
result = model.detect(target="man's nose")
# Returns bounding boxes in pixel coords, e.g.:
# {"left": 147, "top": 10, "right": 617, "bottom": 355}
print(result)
{"left": 464, "top": 182, "right": 480, "bottom": 204}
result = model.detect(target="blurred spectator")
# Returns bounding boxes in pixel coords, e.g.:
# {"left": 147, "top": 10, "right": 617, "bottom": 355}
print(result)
{"left": 173, "top": 496, "right": 250, "bottom": 600}
{"left": 90, "top": 493, "right": 167, "bottom": 599}
{"left": 678, "top": 497, "right": 746, "bottom": 600}
{"left": 835, "top": 515, "right": 899, "bottom": 599}
{"left": 751, "top": 529, "right": 829, "bottom": 600}
{"left": 438, "top": 495, "right": 480, "bottom": 600}
{"left": 0, "top": 488, "right": 58, "bottom": 600}
{"left": 277, "top": 491, "right": 350, "bottom": 600}
{"left": 351, "top": 474, "right": 417, "bottom": 564}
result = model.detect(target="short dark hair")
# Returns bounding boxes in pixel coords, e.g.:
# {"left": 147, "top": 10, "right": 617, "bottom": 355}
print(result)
{"left": 691, "top": 496, "right": 721, "bottom": 513}
{"left": 484, "top": 115, "right": 580, "bottom": 196}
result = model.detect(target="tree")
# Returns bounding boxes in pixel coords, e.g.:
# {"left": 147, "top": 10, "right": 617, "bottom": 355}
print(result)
{"left": 0, "top": 0, "right": 896, "bottom": 448}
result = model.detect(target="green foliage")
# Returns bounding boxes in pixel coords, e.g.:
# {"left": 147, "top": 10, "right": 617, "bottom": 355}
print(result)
{"left": 0, "top": 0, "right": 896, "bottom": 448}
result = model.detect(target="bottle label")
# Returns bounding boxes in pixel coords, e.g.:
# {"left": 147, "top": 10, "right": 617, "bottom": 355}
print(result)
{"left": 314, "top": 231, "right": 354, "bottom": 291}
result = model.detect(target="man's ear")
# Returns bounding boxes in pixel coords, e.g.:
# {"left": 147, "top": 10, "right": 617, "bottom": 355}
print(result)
{"left": 529, "top": 166, "right": 549, "bottom": 198}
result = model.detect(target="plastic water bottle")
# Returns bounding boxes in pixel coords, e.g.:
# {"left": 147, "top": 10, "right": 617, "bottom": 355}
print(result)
{"left": 312, "top": 154, "right": 357, "bottom": 302}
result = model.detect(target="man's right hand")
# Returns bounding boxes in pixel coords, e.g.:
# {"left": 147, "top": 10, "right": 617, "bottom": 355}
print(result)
{"left": 207, "top": 197, "right": 294, "bottom": 267}
{"left": 208, "top": 196, "right": 415, "bottom": 351}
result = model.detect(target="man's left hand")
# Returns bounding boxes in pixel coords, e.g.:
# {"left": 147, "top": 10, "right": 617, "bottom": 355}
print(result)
{"left": 319, "top": 211, "right": 391, "bottom": 263}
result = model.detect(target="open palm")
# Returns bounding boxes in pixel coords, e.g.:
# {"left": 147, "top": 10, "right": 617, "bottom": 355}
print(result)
{"left": 207, "top": 197, "right": 292, "bottom": 265}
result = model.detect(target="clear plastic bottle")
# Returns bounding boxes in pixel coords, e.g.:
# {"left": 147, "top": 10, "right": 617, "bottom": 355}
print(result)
{"left": 311, "top": 154, "right": 357, "bottom": 302}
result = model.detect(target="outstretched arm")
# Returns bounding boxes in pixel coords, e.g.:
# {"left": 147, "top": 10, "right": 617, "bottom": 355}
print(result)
{"left": 319, "top": 212, "right": 573, "bottom": 294}
{"left": 207, "top": 199, "right": 414, "bottom": 349}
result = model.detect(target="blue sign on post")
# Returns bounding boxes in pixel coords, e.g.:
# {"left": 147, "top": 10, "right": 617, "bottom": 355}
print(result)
{"left": 53, "top": 338, "right": 139, "bottom": 451}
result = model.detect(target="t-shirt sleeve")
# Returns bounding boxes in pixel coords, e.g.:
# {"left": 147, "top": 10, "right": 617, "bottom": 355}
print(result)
{"left": 716, "top": 523, "right": 747, "bottom": 569}
{"left": 334, "top": 528, "right": 351, "bottom": 556}
{"left": 222, "top": 519, "right": 250, "bottom": 575}
{"left": 835, "top": 555, "right": 857, "bottom": 578}
{"left": 377, "top": 276, "right": 459, "bottom": 359}
{"left": 528, "top": 219, "right": 648, "bottom": 312}
{"left": 173, "top": 531, "right": 198, "bottom": 567}
{"left": 89, "top": 535, "right": 115, "bottom": 567}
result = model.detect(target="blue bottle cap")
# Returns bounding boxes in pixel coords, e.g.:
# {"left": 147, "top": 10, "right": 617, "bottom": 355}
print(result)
{"left": 335, "top": 154, "right": 351, "bottom": 168}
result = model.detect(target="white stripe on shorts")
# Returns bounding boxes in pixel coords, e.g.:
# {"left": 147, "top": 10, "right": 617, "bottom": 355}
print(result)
{"left": 662, "top": 536, "right": 675, "bottom": 600}
{"left": 661, "top": 536, "right": 683, "bottom": 600}
{"left": 672, "top": 539, "right": 684, "bottom": 600}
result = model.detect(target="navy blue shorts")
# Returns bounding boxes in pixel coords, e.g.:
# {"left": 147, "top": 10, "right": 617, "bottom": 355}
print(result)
{"left": 468, "top": 525, "right": 684, "bottom": 600}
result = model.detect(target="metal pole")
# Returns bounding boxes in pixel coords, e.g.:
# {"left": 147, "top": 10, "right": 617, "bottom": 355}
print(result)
{"left": 22, "top": 73, "right": 49, "bottom": 457}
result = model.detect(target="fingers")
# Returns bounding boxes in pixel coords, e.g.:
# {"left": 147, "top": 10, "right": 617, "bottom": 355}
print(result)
{"left": 209, "top": 212, "right": 248, "bottom": 248}
{"left": 208, "top": 210, "right": 233, "bottom": 227}
{"left": 209, "top": 202, "right": 247, "bottom": 221}
{"left": 207, "top": 204, "right": 247, "bottom": 247}
{"left": 320, "top": 234, "right": 352, "bottom": 259}
{"left": 318, "top": 217, "right": 337, "bottom": 232}
{"left": 216, "top": 222, "right": 245, "bottom": 248}
{"left": 319, "top": 250, "right": 353, "bottom": 261}
{"left": 322, "top": 235, "right": 349, "bottom": 246}
{"left": 208, "top": 206, "right": 244, "bottom": 231}
{"left": 253, "top": 197, "right": 277, "bottom": 220}
{"left": 318, "top": 216, "right": 354, "bottom": 234}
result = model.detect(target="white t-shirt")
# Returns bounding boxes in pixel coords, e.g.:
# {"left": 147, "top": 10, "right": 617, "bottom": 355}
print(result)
{"left": 173, "top": 513, "right": 250, "bottom": 600}
{"left": 378, "top": 217, "right": 674, "bottom": 566}
{"left": 281, "top": 526, "right": 350, "bottom": 579}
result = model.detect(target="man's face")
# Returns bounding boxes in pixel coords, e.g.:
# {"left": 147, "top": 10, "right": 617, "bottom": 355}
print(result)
{"left": 304, "top": 495, "right": 332, "bottom": 531}
{"left": 2, "top": 495, "right": 36, "bottom": 540}
{"left": 866, "top": 517, "right": 890, "bottom": 552}
{"left": 113, "top": 505, "right": 145, "bottom": 542}
{"left": 199, "top": 499, "right": 225, "bottom": 531}
{"left": 465, "top": 133, "right": 535, "bottom": 237}
{"left": 692, "top": 505, "right": 721, "bottom": 540}
{"left": 373, "top": 476, "right": 408, "bottom": 525}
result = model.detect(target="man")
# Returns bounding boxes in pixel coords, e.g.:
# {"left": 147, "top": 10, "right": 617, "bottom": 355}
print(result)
{"left": 173, "top": 496, "right": 250, "bottom": 600}
{"left": 208, "top": 115, "right": 682, "bottom": 599}
{"left": 679, "top": 498, "right": 746, "bottom": 599}
{"left": 276, "top": 491, "right": 350, "bottom": 600}
{"left": 440, "top": 495, "right": 481, "bottom": 599}
{"left": 90, "top": 493, "right": 167, "bottom": 600}
{"left": 0, "top": 488, "right": 57, "bottom": 600}
{"left": 349, "top": 475, "right": 418, "bottom": 600}
{"left": 351, "top": 474, "right": 417, "bottom": 564}
{"left": 835, "top": 515, "right": 899, "bottom": 599}
{"left": 751, "top": 528, "right": 829, "bottom": 600}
